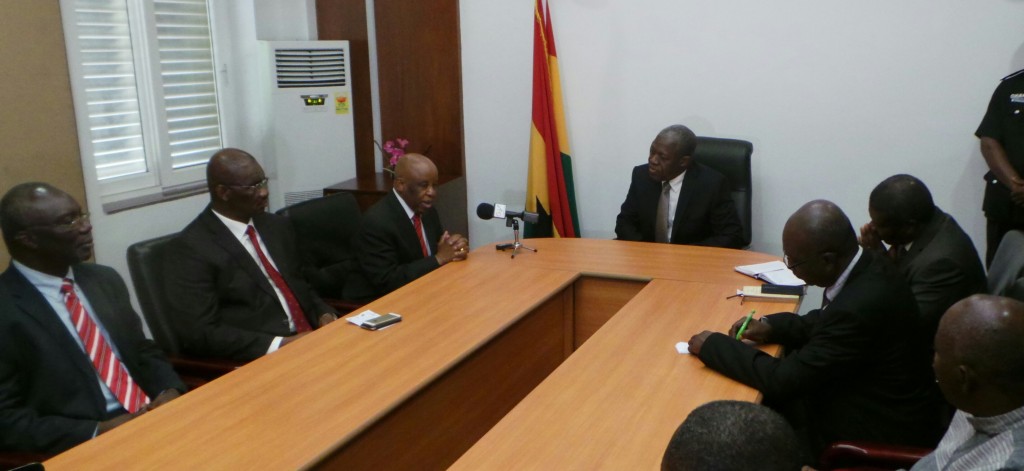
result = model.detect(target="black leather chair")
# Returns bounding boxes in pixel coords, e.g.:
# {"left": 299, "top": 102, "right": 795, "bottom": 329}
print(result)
{"left": 988, "top": 229, "right": 1024, "bottom": 301}
{"left": 819, "top": 440, "right": 932, "bottom": 470}
{"left": 693, "top": 136, "right": 753, "bottom": 248}
{"left": 0, "top": 451, "right": 48, "bottom": 470}
{"left": 126, "top": 234, "right": 240, "bottom": 389}
{"left": 277, "top": 192, "right": 370, "bottom": 313}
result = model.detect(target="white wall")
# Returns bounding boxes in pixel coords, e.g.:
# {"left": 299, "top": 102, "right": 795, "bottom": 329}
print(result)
{"left": 462, "top": 0, "right": 1024, "bottom": 261}
{"left": 87, "top": 0, "right": 1024, "bottom": 301}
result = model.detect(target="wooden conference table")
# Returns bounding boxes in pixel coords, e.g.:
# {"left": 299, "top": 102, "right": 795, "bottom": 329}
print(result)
{"left": 45, "top": 239, "right": 797, "bottom": 470}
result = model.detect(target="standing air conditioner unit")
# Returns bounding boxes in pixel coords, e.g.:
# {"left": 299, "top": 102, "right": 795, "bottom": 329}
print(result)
{"left": 260, "top": 40, "right": 356, "bottom": 209}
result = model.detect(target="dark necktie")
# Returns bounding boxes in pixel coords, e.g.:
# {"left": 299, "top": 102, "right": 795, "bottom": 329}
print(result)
{"left": 245, "top": 225, "right": 312, "bottom": 333}
{"left": 888, "top": 244, "right": 906, "bottom": 263}
{"left": 655, "top": 182, "right": 670, "bottom": 243}
{"left": 61, "top": 279, "right": 149, "bottom": 413}
{"left": 412, "top": 214, "right": 429, "bottom": 257}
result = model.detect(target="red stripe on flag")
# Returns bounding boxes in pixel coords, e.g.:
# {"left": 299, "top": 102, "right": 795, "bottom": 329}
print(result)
{"left": 531, "top": 0, "right": 576, "bottom": 237}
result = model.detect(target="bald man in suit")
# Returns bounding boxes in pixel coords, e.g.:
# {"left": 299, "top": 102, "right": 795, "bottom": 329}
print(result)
{"left": 165, "top": 149, "right": 337, "bottom": 361}
{"left": 0, "top": 183, "right": 184, "bottom": 453}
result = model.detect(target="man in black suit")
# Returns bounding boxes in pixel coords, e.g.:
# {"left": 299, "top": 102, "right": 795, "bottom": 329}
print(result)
{"left": 165, "top": 148, "right": 337, "bottom": 362}
{"left": 614, "top": 125, "right": 744, "bottom": 248}
{"left": 0, "top": 183, "right": 185, "bottom": 453}
{"left": 688, "top": 200, "right": 943, "bottom": 456}
{"left": 859, "top": 174, "right": 986, "bottom": 344}
{"left": 349, "top": 153, "right": 468, "bottom": 299}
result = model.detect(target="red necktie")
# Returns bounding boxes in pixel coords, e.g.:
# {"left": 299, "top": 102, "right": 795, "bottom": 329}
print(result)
{"left": 888, "top": 244, "right": 906, "bottom": 263}
{"left": 412, "top": 214, "right": 429, "bottom": 257}
{"left": 61, "top": 279, "right": 149, "bottom": 414}
{"left": 245, "top": 225, "right": 312, "bottom": 333}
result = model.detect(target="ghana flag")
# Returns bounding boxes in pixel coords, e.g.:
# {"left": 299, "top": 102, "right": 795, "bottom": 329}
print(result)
{"left": 524, "top": 0, "right": 580, "bottom": 238}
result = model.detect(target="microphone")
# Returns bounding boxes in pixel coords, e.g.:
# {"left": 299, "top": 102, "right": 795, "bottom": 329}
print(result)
{"left": 476, "top": 203, "right": 539, "bottom": 224}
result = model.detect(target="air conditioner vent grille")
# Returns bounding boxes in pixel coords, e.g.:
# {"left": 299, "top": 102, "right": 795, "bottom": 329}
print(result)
{"left": 274, "top": 48, "right": 347, "bottom": 88}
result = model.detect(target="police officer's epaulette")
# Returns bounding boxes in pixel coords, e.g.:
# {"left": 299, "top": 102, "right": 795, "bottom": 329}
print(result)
{"left": 1002, "top": 68, "right": 1024, "bottom": 81}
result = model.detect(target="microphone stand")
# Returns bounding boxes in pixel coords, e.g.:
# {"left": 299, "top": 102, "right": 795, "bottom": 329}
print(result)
{"left": 495, "top": 217, "right": 536, "bottom": 258}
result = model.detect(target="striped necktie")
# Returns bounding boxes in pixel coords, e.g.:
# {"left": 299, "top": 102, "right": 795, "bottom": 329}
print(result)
{"left": 61, "top": 279, "right": 149, "bottom": 413}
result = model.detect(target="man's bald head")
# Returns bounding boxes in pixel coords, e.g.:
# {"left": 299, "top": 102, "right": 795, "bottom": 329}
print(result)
{"left": 207, "top": 148, "right": 259, "bottom": 193}
{"left": 206, "top": 148, "right": 269, "bottom": 222}
{"left": 934, "top": 295, "right": 1024, "bottom": 416}
{"left": 782, "top": 200, "right": 858, "bottom": 287}
{"left": 394, "top": 153, "right": 438, "bottom": 215}
{"left": 0, "top": 182, "right": 93, "bottom": 275}
{"left": 395, "top": 153, "right": 435, "bottom": 181}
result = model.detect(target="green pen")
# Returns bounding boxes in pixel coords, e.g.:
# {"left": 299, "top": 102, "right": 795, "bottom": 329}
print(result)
{"left": 735, "top": 309, "right": 757, "bottom": 340}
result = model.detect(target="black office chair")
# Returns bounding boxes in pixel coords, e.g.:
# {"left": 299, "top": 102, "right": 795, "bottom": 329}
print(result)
{"left": 277, "top": 192, "right": 370, "bottom": 313}
{"left": 0, "top": 451, "right": 49, "bottom": 470}
{"left": 127, "top": 234, "right": 240, "bottom": 389}
{"left": 988, "top": 229, "right": 1024, "bottom": 301}
{"left": 819, "top": 440, "right": 932, "bottom": 470}
{"left": 693, "top": 136, "right": 753, "bottom": 248}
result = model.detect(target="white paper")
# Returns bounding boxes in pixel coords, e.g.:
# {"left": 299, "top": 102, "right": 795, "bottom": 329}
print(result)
{"left": 675, "top": 341, "right": 690, "bottom": 354}
{"left": 346, "top": 309, "right": 381, "bottom": 326}
{"left": 735, "top": 260, "right": 787, "bottom": 277}
{"left": 735, "top": 261, "right": 806, "bottom": 286}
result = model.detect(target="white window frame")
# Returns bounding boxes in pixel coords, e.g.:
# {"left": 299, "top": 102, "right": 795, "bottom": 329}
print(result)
{"left": 60, "top": 0, "right": 225, "bottom": 212}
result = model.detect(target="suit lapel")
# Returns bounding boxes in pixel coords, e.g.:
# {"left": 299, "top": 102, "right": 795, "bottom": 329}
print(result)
{"left": 74, "top": 266, "right": 123, "bottom": 347}
{"left": 200, "top": 209, "right": 277, "bottom": 298}
{"left": 0, "top": 266, "right": 107, "bottom": 405}
{"left": 902, "top": 209, "right": 944, "bottom": 266}
{"left": 386, "top": 192, "right": 425, "bottom": 257}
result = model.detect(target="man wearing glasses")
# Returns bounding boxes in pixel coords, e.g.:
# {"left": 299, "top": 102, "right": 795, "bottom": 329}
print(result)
{"left": 0, "top": 183, "right": 185, "bottom": 454}
{"left": 687, "top": 200, "right": 944, "bottom": 460}
{"left": 165, "top": 148, "right": 337, "bottom": 362}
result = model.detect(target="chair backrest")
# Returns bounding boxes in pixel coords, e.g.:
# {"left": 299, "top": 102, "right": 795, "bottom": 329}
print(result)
{"left": 692, "top": 136, "right": 753, "bottom": 247}
{"left": 126, "top": 233, "right": 181, "bottom": 355}
{"left": 988, "top": 229, "right": 1024, "bottom": 301}
{"left": 277, "top": 192, "right": 363, "bottom": 299}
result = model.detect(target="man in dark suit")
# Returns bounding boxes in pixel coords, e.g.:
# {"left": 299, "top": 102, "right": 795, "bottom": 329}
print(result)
{"left": 165, "top": 149, "right": 337, "bottom": 362}
{"left": 859, "top": 174, "right": 986, "bottom": 344}
{"left": 349, "top": 153, "right": 468, "bottom": 299}
{"left": 615, "top": 125, "right": 744, "bottom": 248}
{"left": 0, "top": 183, "right": 185, "bottom": 453}
{"left": 688, "top": 200, "right": 943, "bottom": 457}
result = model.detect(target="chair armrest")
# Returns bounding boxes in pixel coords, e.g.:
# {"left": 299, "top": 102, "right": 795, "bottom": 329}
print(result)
{"left": 0, "top": 451, "right": 50, "bottom": 469}
{"left": 323, "top": 297, "right": 366, "bottom": 315}
{"left": 821, "top": 440, "right": 932, "bottom": 470}
{"left": 170, "top": 356, "right": 244, "bottom": 384}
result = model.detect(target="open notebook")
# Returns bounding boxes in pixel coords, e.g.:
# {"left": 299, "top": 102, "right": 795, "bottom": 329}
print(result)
{"left": 735, "top": 261, "right": 806, "bottom": 286}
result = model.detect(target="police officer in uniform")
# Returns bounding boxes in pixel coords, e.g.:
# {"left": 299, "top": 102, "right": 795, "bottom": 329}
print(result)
{"left": 977, "top": 68, "right": 1024, "bottom": 266}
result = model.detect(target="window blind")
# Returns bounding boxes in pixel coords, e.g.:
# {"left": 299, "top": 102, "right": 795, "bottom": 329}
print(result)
{"left": 155, "top": 0, "right": 221, "bottom": 170}
{"left": 68, "top": 0, "right": 221, "bottom": 183}
{"left": 73, "top": 0, "right": 147, "bottom": 180}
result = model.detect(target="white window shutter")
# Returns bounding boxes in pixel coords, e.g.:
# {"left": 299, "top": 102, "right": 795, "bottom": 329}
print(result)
{"left": 72, "top": 0, "right": 148, "bottom": 181}
{"left": 155, "top": 0, "right": 221, "bottom": 171}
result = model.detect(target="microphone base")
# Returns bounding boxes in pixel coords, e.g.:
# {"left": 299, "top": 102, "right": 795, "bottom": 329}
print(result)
{"left": 496, "top": 219, "right": 537, "bottom": 259}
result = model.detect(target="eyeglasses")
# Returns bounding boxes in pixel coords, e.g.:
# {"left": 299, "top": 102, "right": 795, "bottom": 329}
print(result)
{"left": 35, "top": 213, "right": 90, "bottom": 231}
{"left": 226, "top": 178, "right": 269, "bottom": 192}
{"left": 783, "top": 253, "right": 809, "bottom": 270}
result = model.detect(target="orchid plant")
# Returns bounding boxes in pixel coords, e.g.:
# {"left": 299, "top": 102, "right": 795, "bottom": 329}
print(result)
{"left": 376, "top": 138, "right": 409, "bottom": 175}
